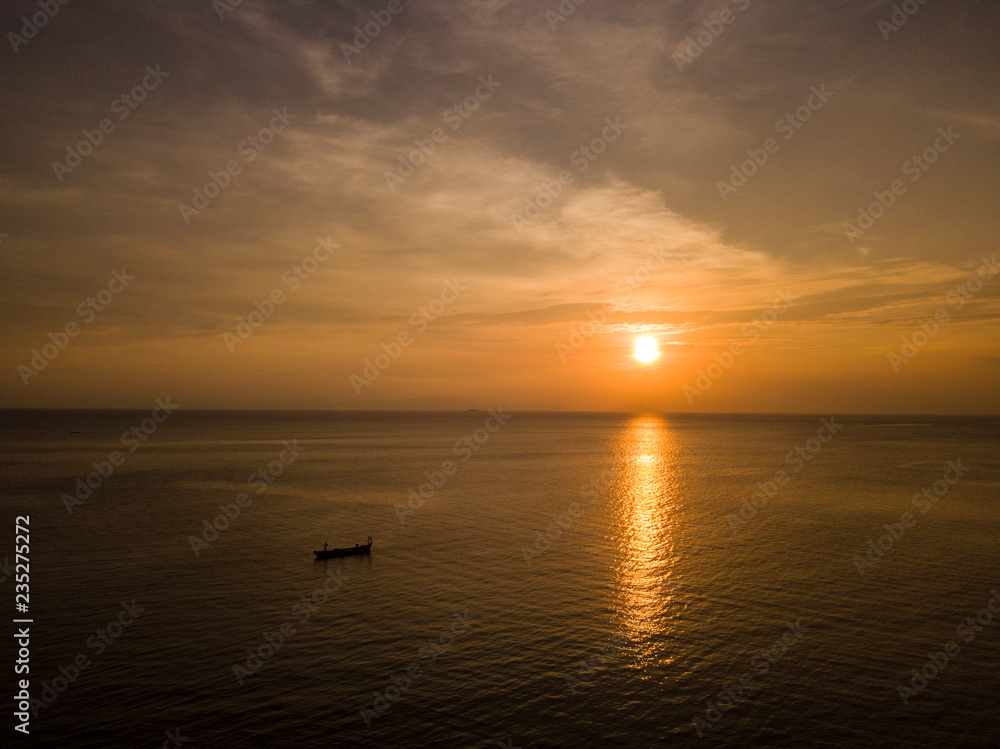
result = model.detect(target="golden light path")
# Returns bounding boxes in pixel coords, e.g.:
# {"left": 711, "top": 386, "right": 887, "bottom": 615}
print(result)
{"left": 610, "top": 414, "right": 680, "bottom": 673}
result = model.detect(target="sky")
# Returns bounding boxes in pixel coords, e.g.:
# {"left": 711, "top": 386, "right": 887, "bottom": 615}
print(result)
{"left": 2, "top": 0, "right": 998, "bottom": 413}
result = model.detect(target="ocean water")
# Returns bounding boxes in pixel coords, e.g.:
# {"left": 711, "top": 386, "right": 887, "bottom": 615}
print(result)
{"left": 1, "top": 410, "right": 998, "bottom": 747}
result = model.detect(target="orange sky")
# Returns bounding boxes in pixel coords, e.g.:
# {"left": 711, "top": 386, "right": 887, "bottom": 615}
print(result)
{"left": 2, "top": 0, "right": 999, "bottom": 413}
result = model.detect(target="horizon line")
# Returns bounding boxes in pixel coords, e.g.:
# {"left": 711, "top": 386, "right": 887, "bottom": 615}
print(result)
{"left": 1, "top": 407, "right": 998, "bottom": 418}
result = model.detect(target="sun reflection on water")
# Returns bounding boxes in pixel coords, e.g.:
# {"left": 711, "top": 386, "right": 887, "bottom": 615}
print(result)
{"left": 610, "top": 414, "right": 681, "bottom": 669}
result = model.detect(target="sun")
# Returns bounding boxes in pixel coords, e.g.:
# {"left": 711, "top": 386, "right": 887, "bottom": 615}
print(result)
{"left": 632, "top": 335, "right": 661, "bottom": 365}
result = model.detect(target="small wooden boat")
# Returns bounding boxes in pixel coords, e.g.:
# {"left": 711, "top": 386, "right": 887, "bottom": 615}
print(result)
{"left": 314, "top": 536, "right": 372, "bottom": 559}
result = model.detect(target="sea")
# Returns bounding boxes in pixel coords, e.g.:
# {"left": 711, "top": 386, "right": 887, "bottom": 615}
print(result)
{"left": 1, "top": 410, "right": 998, "bottom": 748}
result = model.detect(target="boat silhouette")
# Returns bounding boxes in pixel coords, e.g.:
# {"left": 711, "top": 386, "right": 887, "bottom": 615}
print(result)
{"left": 314, "top": 536, "right": 372, "bottom": 559}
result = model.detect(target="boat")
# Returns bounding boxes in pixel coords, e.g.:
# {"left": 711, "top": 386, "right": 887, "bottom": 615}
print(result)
{"left": 313, "top": 536, "right": 372, "bottom": 559}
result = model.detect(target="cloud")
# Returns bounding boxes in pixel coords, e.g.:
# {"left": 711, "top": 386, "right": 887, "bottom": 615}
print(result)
{"left": 2, "top": 0, "right": 998, "bottom": 410}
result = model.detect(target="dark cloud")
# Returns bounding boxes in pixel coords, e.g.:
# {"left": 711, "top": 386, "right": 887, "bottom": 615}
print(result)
{"left": 1, "top": 0, "right": 997, "bottom": 410}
